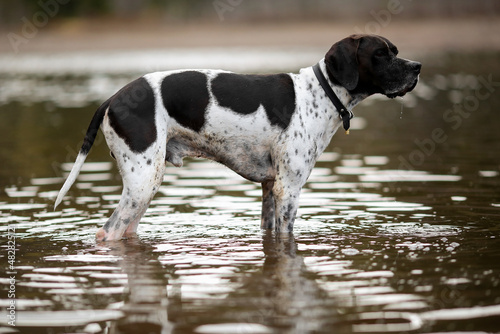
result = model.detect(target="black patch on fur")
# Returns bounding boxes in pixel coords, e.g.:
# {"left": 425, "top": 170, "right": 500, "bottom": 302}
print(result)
{"left": 161, "top": 71, "right": 209, "bottom": 132}
{"left": 212, "top": 73, "right": 296, "bottom": 129}
{"left": 108, "top": 77, "right": 156, "bottom": 153}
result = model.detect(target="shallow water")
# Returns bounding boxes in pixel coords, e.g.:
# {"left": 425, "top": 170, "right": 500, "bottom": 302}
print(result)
{"left": 0, "top": 51, "right": 500, "bottom": 333}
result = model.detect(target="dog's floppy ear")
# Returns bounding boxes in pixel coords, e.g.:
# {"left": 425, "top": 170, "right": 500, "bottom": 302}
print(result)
{"left": 325, "top": 35, "right": 362, "bottom": 91}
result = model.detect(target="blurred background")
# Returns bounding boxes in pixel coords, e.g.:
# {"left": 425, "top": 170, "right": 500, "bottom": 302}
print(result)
{"left": 3, "top": 0, "right": 500, "bottom": 23}
{"left": 1, "top": 0, "right": 500, "bottom": 53}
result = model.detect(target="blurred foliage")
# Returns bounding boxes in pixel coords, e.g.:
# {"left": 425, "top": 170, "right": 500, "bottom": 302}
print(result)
{"left": 1, "top": 0, "right": 499, "bottom": 27}
{"left": 0, "top": 0, "right": 206, "bottom": 25}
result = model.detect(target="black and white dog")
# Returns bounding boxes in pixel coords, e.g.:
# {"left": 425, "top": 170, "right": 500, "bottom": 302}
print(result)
{"left": 55, "top": 34, "right": 421, "bottom": 241}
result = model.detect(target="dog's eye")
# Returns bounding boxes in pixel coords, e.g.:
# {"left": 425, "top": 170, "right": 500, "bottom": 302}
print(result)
{"left": 374, "top": 49, "right": 387, "bottom": 57}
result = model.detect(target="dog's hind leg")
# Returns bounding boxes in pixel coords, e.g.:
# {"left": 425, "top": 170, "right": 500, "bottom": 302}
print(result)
{"left": 94, "top": 76, "right": 168, "bottom": 241}
{"left": 96, "top": 143, "right": 166, "bottom": 241}
{"left": 261, "top": 180, "right": 276, "bottom": 229}
{"left": 96, "top": 111, "right": 167, "bottom": 242}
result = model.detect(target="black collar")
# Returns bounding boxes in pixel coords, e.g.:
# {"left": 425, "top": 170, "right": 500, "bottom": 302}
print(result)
{"left": 312, "top": 63, "right": 354, "bottom": 133}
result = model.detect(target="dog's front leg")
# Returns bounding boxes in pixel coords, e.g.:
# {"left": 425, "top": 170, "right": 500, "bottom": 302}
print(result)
{"left": 272, "top": 181, "right": 301, "bottom": 233}
{"left": 261, "top": 180, "right": 276, "bottom": 229}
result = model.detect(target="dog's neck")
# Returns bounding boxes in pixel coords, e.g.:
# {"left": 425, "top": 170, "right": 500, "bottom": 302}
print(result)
{"left": 295, "top": 60, "right": 370, "bottom": 157}
{"left": 316, "top": 58, "right": 367, "bottom": 111}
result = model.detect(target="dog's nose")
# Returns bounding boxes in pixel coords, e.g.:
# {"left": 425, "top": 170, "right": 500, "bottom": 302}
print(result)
{"left": 411, "top": 61, "right": 422, "bottom": 74}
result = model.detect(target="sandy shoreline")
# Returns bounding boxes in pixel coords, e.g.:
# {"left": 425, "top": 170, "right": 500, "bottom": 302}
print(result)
{"left": 2, "top": 17, "right": 500, "bottom": 56}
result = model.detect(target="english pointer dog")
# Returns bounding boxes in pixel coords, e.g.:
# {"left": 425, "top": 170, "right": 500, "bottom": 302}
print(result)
{"left": 55, "top": 34, "right": 421, "bottom": 241}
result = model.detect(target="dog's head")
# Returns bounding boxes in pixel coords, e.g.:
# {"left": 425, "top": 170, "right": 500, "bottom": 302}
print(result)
{"left": 325, "top": 34, "right": 421, "bottom": 98}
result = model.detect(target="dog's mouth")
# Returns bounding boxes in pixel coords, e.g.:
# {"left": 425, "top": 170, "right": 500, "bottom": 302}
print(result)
{"left": 386, "top": 77, "right": 419, "bottom": 99}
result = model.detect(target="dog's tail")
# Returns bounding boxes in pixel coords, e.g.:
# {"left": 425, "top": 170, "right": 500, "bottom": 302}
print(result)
{"left": 54, "top": 100, "right": 110, "bottom": 210}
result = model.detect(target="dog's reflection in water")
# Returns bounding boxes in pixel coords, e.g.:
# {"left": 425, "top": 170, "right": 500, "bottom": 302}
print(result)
{"left": 106, "top": 233, "right": 334, "bottom": 333}
{"left": 245, "top": 232, "right": 334, "bottom": 331}
{"left": 106, "top": 239, "right": 172, "bottom": 334}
